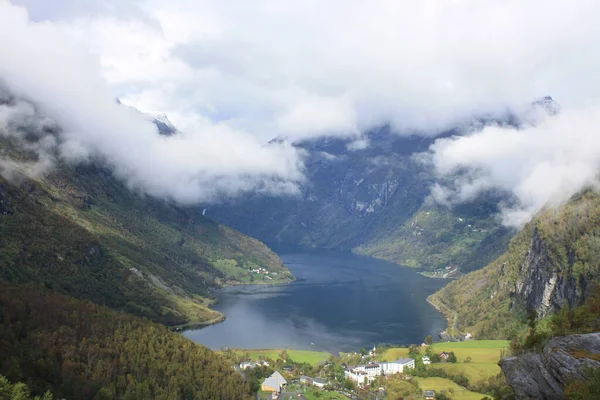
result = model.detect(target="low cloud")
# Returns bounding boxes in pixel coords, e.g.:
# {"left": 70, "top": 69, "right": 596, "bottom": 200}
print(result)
{"left": 12, "top": 0, "right": 600, "bottom": 142}
{"left": 428, "top": 106, "right": 600, "bottom": 226}
{"left": 0, "top": 1, "right": 304, "bottom": 204}
{"left": 4, "top": 0, "right": 600, "bottom": 219}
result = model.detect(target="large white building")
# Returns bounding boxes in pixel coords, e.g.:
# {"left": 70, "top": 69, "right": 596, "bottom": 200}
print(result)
{"left": 353, "top": 363, "right": 381, "bottom": 378}
{"left": 344, "top": 368, "right": 371, "bottom": 385}
{"left": 380, "top": 358, "right": 415, "bottom": 374}
{"left": 345, "top": 358, "right": 415, "bottom": 386}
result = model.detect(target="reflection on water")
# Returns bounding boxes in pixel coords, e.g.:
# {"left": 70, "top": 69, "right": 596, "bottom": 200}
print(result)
{"left": 184, "top": 246, "right": 448, "bottom": 353}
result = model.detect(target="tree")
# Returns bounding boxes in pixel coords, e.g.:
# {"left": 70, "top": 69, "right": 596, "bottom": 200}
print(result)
{"left": 408, "top": 345, "right": 420, "bottom": 356}
{"left": 448, "top": 352, "right": 457, "bottom": 363}
{"left": 342, "top": 379, "right": 355, "bottom": 391}
{"left": 359, "top": 347, "right": 368, "bottom": 356}
{"left": 280, "top": 350, "right": 289, "bottom": 361}
{"left": 424, "top": 335, "right": 433, "bottom": 345}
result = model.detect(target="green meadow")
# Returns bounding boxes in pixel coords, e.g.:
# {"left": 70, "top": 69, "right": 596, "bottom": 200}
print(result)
{"left": 382, "top": 340, "right": 509, "bottom": 383}
{"left": 223, "top": 348, "right": 331, "bottom": 366}
{"left": 414, "top": 377, "right": 486, "bottom": 400}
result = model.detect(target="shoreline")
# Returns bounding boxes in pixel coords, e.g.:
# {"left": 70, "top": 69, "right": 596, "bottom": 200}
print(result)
{"left": 427, "top": 296, "right": 464, "bottom": 341}
{"left": 177, "top": 275, "right": 296, "bottom": 333}
{"left": 418, "top": 272, "right": 460, "bottom": 279}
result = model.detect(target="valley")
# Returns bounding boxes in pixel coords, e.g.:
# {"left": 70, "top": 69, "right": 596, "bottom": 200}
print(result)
{"left": 1, "top": 1, "right": 600, "bottom": 398}
{"left": 208, "top": 128, "right": 515, "bottom": 274}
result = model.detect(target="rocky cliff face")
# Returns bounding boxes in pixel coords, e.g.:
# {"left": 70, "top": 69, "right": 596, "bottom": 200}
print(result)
{"left": 512, "top": 228, "right": 587, "bottom": 318}
{"left": 429, "top": 191, "right": 600, "bottom": 338}
{"left": 500, "top": 333, "right": 600, "bottom": 399}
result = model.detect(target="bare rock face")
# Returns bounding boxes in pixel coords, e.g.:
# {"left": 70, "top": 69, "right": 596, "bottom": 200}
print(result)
{"left": 512, "top": 228, "right": 585, "bottom": 318}
{"left": 500, "top": 333, "right": 600, "bottom": 399}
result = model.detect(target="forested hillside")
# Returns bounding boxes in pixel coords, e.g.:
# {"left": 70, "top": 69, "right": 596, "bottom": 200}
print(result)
{"left": 429, "top": 190, "right": 600, "bottom": 338}
{"left": 0, "top": 283, "right": 253, "bottom": 400}
{"left": 0, "top": 133, "right": 292, "bottom": 327}
{"left": 0, "top": 88, "right": 292, "bottom": 399}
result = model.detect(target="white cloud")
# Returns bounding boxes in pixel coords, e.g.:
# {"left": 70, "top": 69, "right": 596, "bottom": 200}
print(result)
{"left": 4, "top": 0, "right": 600, "bottom": 219}
{"left": 12, "top": 0, "right": 599, "bottom": 141}
{"left": 0, "top": 1, "right": 304, "bottom": 203}
{"left": 429, "top": 107, "right": 600, "bottom": 226}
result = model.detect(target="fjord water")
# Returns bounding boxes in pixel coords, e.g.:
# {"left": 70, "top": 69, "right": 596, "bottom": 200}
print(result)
{"left": 185, "top": 246, "right": 448, "bottom": 353}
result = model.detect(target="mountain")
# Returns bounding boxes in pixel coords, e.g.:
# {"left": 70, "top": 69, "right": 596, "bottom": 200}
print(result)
{"left": 0, "top": 88, "right": 290, "bottom": 398}
{"left": 151, "top": 113, "right": 178, "bottom": 136}
{"left": 429, "top": 190, "right": 600, "bottom": 339}
{"left": 0, "top": 93, "right": 293, "bottom": 328}
{"left": 208, "top": 125, "right": 514, "bottom": 273}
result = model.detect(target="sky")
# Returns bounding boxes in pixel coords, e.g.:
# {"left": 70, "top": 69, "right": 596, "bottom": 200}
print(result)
{"left": 2, "top": 0, "right": 600, "bottom": 223}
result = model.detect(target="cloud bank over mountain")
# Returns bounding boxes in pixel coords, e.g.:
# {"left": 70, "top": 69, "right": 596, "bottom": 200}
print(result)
{"left": 429, "top": 106, "right": 600, "bottom": 226}
{"left": 3, "top": 0, "right": 600, "bottom": 219}
{"left": 0, "top": 0, "right": 303, "bottom": 203}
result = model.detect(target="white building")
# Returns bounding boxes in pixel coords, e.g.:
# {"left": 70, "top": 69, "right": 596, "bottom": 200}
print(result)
{"left": 312, "top": 378, "right": 328, "bottom": 388}
{"left": 354, "top": 363, "right": 381, "bottom": 379}
{"left": 345, "top": 368, "right": 371, "bottom": 386}
{"left": 240, "top": 361, "right": 257, "bottom": 370}
{"left": 422, "top": 356, "right": 431, "bottom": 365}
{"left": 346, "top": 358, "right": 415, "bottom": 384}
{"left": 379, "top": 358, "right": 415, "bottom": 374}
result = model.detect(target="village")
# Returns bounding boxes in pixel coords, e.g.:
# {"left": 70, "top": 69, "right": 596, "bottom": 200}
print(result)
{"left": 218, "top": 339, "right": 510, "bottom": 400}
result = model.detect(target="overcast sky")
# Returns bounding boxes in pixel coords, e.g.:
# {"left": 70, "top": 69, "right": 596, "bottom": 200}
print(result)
{"left": 2, "top": 0, "right": 600, "bottom": 223}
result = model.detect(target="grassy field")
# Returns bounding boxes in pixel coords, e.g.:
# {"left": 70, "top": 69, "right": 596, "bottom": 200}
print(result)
{"left": 381, "top": 340, "right": 508, "bottom": 384}
{"left": 435, "top": 363, "right": 501, "bottom": 383}
{"left": 225, "top": 349, "right": 331, "bottom": 366}
{"left": 379, "top": 347, "right": 411, "bottom": 361}
{"left": 414, "top": 377, "right": 487, "bottom": 400}
{"left": 302, "top": 388, "right": 344, "bottom": 400}
{"left": 430, "top": 340, "right": 509, "bottom": 364}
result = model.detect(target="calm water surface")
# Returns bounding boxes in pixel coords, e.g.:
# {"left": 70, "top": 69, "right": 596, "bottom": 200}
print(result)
{"left": 184, "top": 246, "right": 448, "bottom": 353}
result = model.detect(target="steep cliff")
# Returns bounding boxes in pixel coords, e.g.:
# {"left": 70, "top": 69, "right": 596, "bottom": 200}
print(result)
{"left": 429, "top": 191, "right": 600, "bottom": 338}
{"left": 500, "top": 333, "right": 600, "bottom": 399}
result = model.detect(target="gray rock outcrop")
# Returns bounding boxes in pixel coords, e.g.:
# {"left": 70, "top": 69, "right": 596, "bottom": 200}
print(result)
{"left": 512, "top": 228, "right": 587, "bottom": 318}
{"left": 500, "top": 332, "right": 600, "bottom": 399}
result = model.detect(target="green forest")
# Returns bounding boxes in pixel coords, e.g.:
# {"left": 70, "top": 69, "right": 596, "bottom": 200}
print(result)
{"left": 0, "top": 283, "right": 253, "bottom": 400}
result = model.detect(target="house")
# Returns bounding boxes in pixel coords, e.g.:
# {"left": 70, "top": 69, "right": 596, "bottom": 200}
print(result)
{"left": 439, "top": 352, "right": 451, "bottom": 361}
{"left": 422, "top": 356, "right": 431, "bottom": 365}
{"left": 423, "top": 390, "right": 436, "bottom": 399}
{"left": 299, "top": 376, "right": 312, "bottom": 385}
{"left": 312, "top": 378, "right": 328, "bottom": 388}
{"left": 282, "top": 365, "right": 294, "bottom": 372}
{"left": 239, "top": 361, "right": 257, "bottom": 370}
{"left": 261, "top": 371, "right": 287, "bottom": 393}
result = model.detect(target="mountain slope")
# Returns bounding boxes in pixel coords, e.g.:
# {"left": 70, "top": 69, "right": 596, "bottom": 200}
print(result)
{"left": 209, "top": 126, "right": 512, "bottom": 273}
{"left": 0, "top": 283, "right": 254, "bottom": 400}
{"left": 0, "top": 103, "right": 292, "bottom": 327}
{"left": 0, "top": 86, "right": 287, "bottom": 399}
{"left": 429, "top": 190, "right": 600, "bottom": 338}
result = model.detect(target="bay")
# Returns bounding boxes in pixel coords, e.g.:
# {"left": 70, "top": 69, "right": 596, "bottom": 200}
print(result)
{"left": 184, "top": 246, "right": 448, "bottom": 353}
